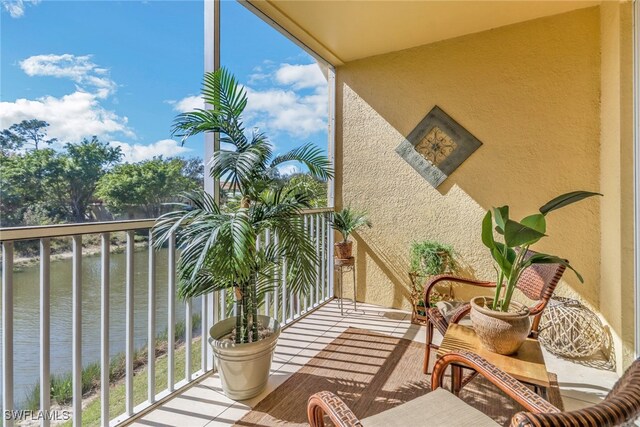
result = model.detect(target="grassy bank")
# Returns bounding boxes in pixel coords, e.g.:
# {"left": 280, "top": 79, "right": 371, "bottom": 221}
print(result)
{"left": 23, "top": 314, "right": 203, "bottom": 426}
{"left": 68, "top": 338, "right": 203, "bottom": 426}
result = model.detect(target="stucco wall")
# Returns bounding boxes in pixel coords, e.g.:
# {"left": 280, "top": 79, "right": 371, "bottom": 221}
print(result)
{"left": 335, "top": 8, "right": 603, "bottom": 325}
{"left": 600, "top": 1, "right": 635, "bottom": 371}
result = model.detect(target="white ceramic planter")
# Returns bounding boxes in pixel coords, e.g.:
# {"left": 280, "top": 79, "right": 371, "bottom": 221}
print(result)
{"left": 208, "top": 315, "right": 281, "bottom": 400}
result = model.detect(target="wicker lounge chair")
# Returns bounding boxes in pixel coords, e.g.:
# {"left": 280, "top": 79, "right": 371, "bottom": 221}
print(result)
{"left": 307, "top": 350, "right": 640, "bottom": 427}
{"left": 423, "top": 252, "right": 565, "bottom": 374}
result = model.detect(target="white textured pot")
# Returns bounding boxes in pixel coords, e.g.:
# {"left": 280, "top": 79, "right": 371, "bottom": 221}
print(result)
{"left": 208, "top": 315, "right": 281, "bottom": 400}
{"left": 470, "top": 297, "right": 531, "bottom": 355}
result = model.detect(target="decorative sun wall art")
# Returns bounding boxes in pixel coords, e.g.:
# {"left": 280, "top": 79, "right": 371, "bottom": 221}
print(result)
{"left": 395, "top": 106, "right": 482, "bottom": 188}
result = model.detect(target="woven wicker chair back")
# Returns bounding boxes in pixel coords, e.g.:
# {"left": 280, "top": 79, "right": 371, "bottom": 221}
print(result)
{"left": 513, "top": 358, "right": 640, "bottom": 426}
{"left": 516, "top": 251, "right": 565, "bottom": 302}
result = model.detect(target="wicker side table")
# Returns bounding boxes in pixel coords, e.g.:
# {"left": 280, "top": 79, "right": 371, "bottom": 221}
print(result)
{"left": 335, "top": 257, "right": 356, "bottom": 316}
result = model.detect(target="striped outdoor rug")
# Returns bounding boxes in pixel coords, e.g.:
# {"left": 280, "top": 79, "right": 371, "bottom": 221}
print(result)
{"left": 235, "top": 327, "right": 563, "bottom": 427}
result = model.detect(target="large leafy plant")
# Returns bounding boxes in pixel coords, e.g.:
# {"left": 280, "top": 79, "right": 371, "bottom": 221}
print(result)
{"left": 482, "top": 191, "right": 600, "bottom": 312}
{"left": 331, "top": 207, "right": 372, "bottom": 242}
{"left": 153, "top": 68, "right": 332, "bottom": 344}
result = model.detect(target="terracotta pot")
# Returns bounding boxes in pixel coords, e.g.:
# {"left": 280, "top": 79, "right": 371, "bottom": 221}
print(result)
{"left": 334, "top": 241, "right": 353, "bottom": 259}
{"left": 470, "top": 297, "right": 531, "bottom": 355}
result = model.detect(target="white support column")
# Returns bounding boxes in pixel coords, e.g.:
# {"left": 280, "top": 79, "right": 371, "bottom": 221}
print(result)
{"left": 147, "top": 232, "right": 156, "bottom": 403}
{"left": 327, "top": 66, "right": 336, "bottom": 209}
{"left": 100, "top": 233, "right": 110, "bottom": 427}
{"left": 328, "top": 67, "right": 336, "bottom": 301}
{"left": 2, "top": 242, "right": 14, "bottom": 427}
{"left": 203, "top": 0, "right": 220, "bottom": 371}
{"left": 72, "top": 236, "right": 82, "bottom": 427}
{"left": 125, "top": 232, "right": 134, "bottom": 416}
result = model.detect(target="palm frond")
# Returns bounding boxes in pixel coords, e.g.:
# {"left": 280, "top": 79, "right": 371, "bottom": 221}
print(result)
{"left": 269, "top": 143, "right": 333, "bottom": 181}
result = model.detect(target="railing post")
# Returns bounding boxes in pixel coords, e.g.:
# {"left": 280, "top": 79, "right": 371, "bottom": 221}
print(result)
{"left": 185, "top": 298, "right": 192, "bottom": 381}
{"left": 100, "top": 233, "right": 110, "bottom": 427}
{"left": 167, "top": 233, "right": 176, "bottom": 392}
{"left": 125, "top": 231, "right": 134, "bottom": 416}
{"left": 40, "top": 238, "right": 51, "bottom": 427}
{"left": 72, "top": 235, "right": 82, "bottom": 427}
{"left": 315, "top": 215, "right": 321, "bottom": 306}
{"left": 321, "top": 214, "right": 327, "bottom": 301}
{"left": 2, "top": 241, "right": 14, "bottom": 427}
{"left": 148, "top": 231, "right": 156, "bottom": 403}
{"left": 328, "top": 212, "right": 335, "bottom": 298}
{"left": 264, "top": 229, "right": 271, "bottom": 316}
{"left": 274, "top": 231, "right": 280, "bottom": 320}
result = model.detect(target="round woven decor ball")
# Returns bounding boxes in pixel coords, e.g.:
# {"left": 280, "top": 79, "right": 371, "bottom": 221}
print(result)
{"left": 538, "top": 297, "right": 604, "bottom": 358}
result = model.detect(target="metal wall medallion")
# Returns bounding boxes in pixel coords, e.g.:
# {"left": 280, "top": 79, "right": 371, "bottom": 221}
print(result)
{"left": 395, "top": 106, "right": 482, "bottom": 188}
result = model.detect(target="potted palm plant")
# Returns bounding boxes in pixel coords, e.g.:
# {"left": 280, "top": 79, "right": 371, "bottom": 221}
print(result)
{"left": 473, "top": 190, "right": 601, "bottom": 354}
{"left": 153, "top": 68, "right": 332, "bottom": 400}
{"left": 330, "top": 207, "right": 372, "bottom": 259}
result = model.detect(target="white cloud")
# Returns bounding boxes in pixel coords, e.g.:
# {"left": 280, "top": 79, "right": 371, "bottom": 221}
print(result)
{"left": 0, "top": 91, "right": 133, "bottom": 142}
{"left": 0, "top": 53, "right": 132, "bottom": 143}
{"left": 111, "top": 139, "right": 192, "bottom": 163}
{"left": 171, "top": 62, "right": 328, "bottom": 139}
{"left": 170, "top": 95, "right": 203, "bottom": 113}
{"left": 20, "top": 54, "right": 116, "bottom": 98}
{"left": 275, "top": 63, "right": 326, "bottom": 90}
{"left": 1, "top": 0, "right": 39, "bottom": 18}
{"left": 277, "top": 164, "right": 301, "bottom": 176}
{"left": 244, "top": 85, "right": 327, "bottom": 138}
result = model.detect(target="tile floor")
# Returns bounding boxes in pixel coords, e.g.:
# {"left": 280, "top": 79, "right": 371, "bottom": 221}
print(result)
{"left": 129, "top": 299, "right": 620, "bottom": 427}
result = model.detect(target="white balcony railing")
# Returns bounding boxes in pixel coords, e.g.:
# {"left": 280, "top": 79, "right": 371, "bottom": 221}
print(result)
{"left": 0, "top": 208, "right": 334, "bottom": 427}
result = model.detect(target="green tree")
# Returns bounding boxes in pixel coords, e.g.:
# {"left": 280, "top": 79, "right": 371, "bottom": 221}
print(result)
{"left": 0, "top": 119, "right": 57, "bottom": 152}
{"left": 97, "top": 157, "right": 199, "bottom": 218}
{"left": 0, "top": 149, "right": 66, "bottom": 226}
{"left": 181, "top": 156, "right": 204, "bottom": 187}
{"left": 281, "top": 173, "right": 327, "bottom": 207}
{"left": 59, "top": 137, "right": 123, "bottom": 222}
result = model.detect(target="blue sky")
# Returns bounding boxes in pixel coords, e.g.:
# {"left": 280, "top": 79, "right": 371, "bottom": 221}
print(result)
{"left": 0, "top": 0, "right": 328, "bottom": 173}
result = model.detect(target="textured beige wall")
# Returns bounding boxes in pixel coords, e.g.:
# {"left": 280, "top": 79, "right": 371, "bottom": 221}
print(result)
{"left": 335, "top": 8, "right": 602, "bottom": 315}
{"left": 599, "top": 1, "right": 635, "bottom": 372}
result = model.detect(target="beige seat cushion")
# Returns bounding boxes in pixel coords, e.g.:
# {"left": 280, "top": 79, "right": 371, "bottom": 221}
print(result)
{"left": 435, "top": 301, "right": 473, "bottom": 327}
{"left": 360, "top": 388, "right": 500, "bottom": 427}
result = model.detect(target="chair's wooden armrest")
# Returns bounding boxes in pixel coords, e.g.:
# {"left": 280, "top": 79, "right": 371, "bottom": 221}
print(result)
{"left": 308, "top": 391, "right": 363, "bottom": 427}
{"left": 432, "top": 351, "right": 560, "bottom": 415}
{"left": 424, "top": 275, "right": 494, "bottom": 306}
{"left": 449, "top": 303, "right": 472, "bottom": 324}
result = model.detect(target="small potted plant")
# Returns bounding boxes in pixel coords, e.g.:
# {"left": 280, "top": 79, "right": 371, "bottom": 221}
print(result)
{"left": 153, "top": 68, "right": 332, "bottom": 400}
{"left": 330, "top": 207, "right": 372, "bottom": 259}
{"left": 473, "top": 190, "right": 601, "bottom": 355}
{"left": 408, "top": 241, "right": 457, "bottom": 324}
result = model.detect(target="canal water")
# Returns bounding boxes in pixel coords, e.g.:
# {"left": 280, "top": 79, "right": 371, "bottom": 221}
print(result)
{"left": 0, "top": 246, "right": 202, "bottom": 408}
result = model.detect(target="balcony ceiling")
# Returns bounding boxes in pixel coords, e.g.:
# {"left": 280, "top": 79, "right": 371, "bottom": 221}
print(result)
{"left": 245, "top": 0, "right": 600, "bottom": 65}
